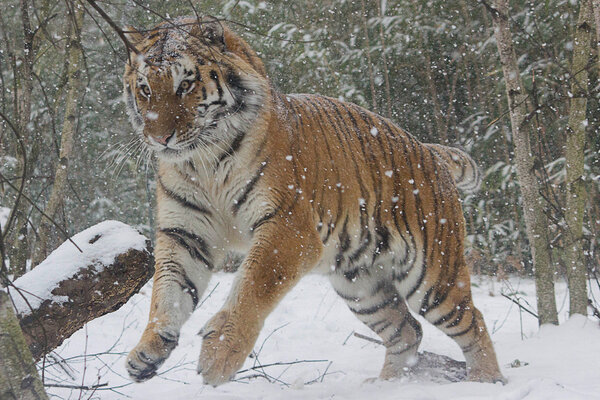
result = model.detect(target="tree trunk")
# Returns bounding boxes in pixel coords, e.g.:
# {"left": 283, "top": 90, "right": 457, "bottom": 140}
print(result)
{"left": 374, "top": 0, "right": 392, "bottom": 118}
{"left": 359, "top": 0, "right": 378, "bottom": 113}
{"left": 564, "top": 0, "right": 593, "bottom": 316}
{"left": 7, "top": 0, "right": 37, "bottom": 279}
{"left": 32, "top": 4, "right": 85, "bottom": 267}
{"left": 592, "top": 1, "right": 600, "bottom": 45}
{"left": 490, "top": 0, "right": 558, "bottom": 325}
{"left": 424, "top": 52, "right": 449, "bottom": 143}
{"left": 0, "top": 291, "right": 48, "bottom": 400}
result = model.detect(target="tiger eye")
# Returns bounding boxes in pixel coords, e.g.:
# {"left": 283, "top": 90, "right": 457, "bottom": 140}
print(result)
{"left": 180, "top": 80, "right": 191, "bottom": 91}
{"left": 139, "top": 84, "right": 151, "bottom": 97}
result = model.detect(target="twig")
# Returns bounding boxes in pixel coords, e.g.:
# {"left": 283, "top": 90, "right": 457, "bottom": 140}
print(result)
{"left": 197, "top": 282, "right": 219, "bottom": 309}
{"left": 320, "top": 361, "right": 333, "bottom": 383}
{"left": 353, "top": 332, "right": 383, "bottom": 346}
{"left": 44, "top": 382, "right": 108, "bottom": 390}
{"left": 0, "top": 171, "right": 82, "bottom": 253}
{"left": 501, "top": 293, "right": 539, "bottom": 319}
{"left": 342, "top": 330, "right": 354, "bottom": 345}
{"left": 236, "top": 359, "right": 329, "bottom": 375}
{"left": 81, "top": 0, "right": 139, "bottom": 57}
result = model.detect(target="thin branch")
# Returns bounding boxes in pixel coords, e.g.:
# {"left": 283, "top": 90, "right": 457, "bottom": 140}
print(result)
{"left": 501, "top": 293, "right": 539, "bottom": 319}
{"left": 80, "top": 0, "right": 139, "bottom": 59}
{"left": 353, "top": 331, "right": 383, "bottom": 345}
{"left": 44, "top": 382, "right": 108, "bottom": 390}
{"left": 0, "top": 171, "right": 83, "bottom": 253}
{"left": 236, "top": 359, "right": 329, "bottom": 375}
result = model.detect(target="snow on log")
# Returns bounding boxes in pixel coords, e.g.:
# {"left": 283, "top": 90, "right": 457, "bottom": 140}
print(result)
{"left": 6, "top": 221, "right": 154, "bottom": 360}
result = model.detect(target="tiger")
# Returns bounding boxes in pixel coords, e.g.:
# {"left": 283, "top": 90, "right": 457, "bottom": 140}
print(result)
{"left": 122, "top": 15, "right": 504, "bottom": 386}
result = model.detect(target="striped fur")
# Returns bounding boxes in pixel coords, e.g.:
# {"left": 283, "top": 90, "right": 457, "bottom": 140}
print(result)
{"left": 123, "top": 17, "right": 504, "bottom": 386}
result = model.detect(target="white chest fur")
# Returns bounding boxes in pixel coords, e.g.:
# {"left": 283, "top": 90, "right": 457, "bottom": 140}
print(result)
{"left": 156, "top": 156, "right": 264, "bottom": 270}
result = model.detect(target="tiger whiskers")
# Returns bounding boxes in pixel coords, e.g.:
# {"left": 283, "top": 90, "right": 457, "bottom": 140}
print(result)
{"left": 102, "top": 136, "right": 148, "bottom": 179}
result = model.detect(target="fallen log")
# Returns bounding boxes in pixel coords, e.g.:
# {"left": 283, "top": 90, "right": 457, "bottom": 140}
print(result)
{"left": 6, "top": 221, "right": 154, "bottom": 360}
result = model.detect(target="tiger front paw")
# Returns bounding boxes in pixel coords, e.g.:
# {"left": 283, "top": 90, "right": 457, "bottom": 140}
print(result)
{"left": 126, "top": 327, "right": 179, "bottom": 382}
{"left": 197, "top": 310, "right": 259, "bottom": 386}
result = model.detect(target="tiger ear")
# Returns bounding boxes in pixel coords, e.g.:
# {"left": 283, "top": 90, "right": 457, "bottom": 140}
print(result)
{"left": 123, "top": 25, "right": 144, "bottom": 53}
{"left": 195, "top": 16, "right": 226, "bottom": 49}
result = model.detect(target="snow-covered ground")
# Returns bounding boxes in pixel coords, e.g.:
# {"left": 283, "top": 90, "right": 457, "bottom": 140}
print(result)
{"left": 43, "top": 272, "right": 600, "bottom": 400}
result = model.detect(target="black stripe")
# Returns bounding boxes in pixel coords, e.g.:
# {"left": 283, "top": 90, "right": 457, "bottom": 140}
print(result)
{"left": 251, "top": 210, "right": 277, "bottom": 232}
{"left": 374, "top": 225, "right": 391, "bottom": 254}
{"left": 210, "top": 69, "right": 224, "bottom": 97}
{"left": 322, "top": 222, "right": 334, "bottom": 245}
{"left": 158, "top": 179, "right": 212, "bottom": 216}
{"left": 321, "top": 98, "right": 371, "bottom": 206}
{"left": 159, "top": 227, "right": 212, "bottom": 269}
{"left": 418, "top": 286, "right": 436, "bottom": 316}
{"left": 232, "top": 161, "right": 267, "bottom": 214}
{"left": 158, "top": 331, "right": 179, "bottom": 347}
{"left": 388, "top": 341, "right": 419, "bottom": 356}
{"left": 386, "top": 323, "right": 407, "bottom": 346}
{"left": 300, "top": 98, "right": 343, "bottom": 237}
{"left": 349, "top": 297, "right": 396, "bottom": 315}
{"left": 447, "top": 313, "right": 477, "bottom": 338}
{"left": 348, "top": 230, "right": 372, "bottom": 263}
{"left": 407, "top": 313, "right": 423, "bottom": 341}
{"left": 335, "top": 216, "right": 351, "bottom": 268}
{"left": 153, "top": 261, "right": 199, "bottom": 309}
{"left": 405, "top": 141, "right": 428, "bottom": 301}
{"left": 445, "top": 298, "right": 471, "bottom": 329}
{"left": 217, "top": 129, "right": 246, "bottom": 164}
{"left": 373, "top": 321, "right": 393, "bottom": 334}
{"left": 343, "top": 267, "right": 359, "bottom": 282}
{"left": 183, "top": 276, "right": 199, "bottom": 308}
{"left": 431, "top": 304, "right": 459, "bottom": 326}
{"left": 369, "top": 318, "right": 389, "bottom": 330}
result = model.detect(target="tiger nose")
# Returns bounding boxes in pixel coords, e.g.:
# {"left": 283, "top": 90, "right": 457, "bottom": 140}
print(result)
{"left": 154, "top": 132, "right": 174, "bottom": 145}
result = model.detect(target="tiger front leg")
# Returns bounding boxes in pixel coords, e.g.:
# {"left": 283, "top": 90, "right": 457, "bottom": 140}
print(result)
{"left": 126, "top": 233, "right": 212, "bottom": 382}
{"left": 197, "top": 215, "right": 322, "bottom": 386}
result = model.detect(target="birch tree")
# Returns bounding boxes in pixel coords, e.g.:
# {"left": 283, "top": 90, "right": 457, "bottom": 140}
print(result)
{"left": 488, "top": 0, "right": 558, "bottom": 325}
{"left": 564, "top": 0, "right": 593, "bottom": 316}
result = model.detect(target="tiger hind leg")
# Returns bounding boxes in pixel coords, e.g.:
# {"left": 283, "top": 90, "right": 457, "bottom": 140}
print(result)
{"left": 412, "top": 272, "right": 505, "bottom": 383}
{"left": 330, "top": 275, "right": 422, "bottom": 379}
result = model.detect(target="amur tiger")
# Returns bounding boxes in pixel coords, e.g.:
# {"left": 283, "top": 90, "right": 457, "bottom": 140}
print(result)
{"left": 122, "top": 15, "right": 504, "bottom": 386}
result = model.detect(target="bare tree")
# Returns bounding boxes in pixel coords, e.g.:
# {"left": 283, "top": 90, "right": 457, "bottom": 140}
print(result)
{"left": 5, "top": 0, "right": 37, "bottom": 278}
{"left": 564, "top": 0, "right": 593, "bottom": 316}
{"left": 488, "top": 0, "right": 558, "bottom": 325}
{"left": 374, "top": 0, "right": 392, "bottom": 118}
{"left": 32, "top": 3, "right": 85, "bottom": 267}
{"left": 360, "top": 0, "right": 379, "bottom": 113}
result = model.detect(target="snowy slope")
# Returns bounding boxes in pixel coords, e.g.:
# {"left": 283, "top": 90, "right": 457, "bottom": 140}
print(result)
{"left": 43, "top": 273, "right": 600, "bottom": 400}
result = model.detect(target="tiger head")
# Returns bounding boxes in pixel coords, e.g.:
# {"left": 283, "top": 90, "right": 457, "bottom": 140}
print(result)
{"left": 123, "top": 16, "right": 269, "bottom": 160}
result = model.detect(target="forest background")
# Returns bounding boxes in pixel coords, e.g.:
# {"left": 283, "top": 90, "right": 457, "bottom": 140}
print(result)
{"left": 1, "top": 0, "right": 599, "bottom": 324}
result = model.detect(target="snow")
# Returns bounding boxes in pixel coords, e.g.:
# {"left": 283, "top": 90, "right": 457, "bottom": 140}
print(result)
{"left": 8, "top": 220, "right": 147, "bottom": 315}
{"left": 42, "top": 273, "right": 600, "bottom": 400}
{"left": 0, "top": 206, "right": 10, "bottom": 228}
